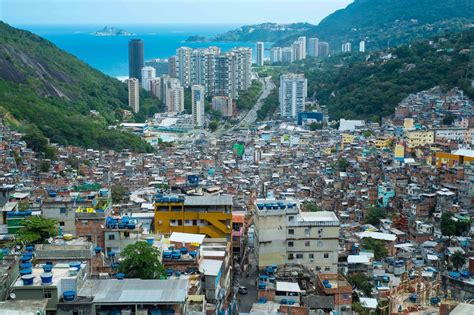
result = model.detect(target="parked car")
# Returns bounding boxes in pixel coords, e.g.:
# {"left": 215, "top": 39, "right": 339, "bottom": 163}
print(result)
{"left": 238, "top": 286, "right": 248, "bottom": 295}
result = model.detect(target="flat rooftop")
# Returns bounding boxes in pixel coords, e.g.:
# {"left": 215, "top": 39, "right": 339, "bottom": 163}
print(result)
{"left": 12, "top": 263, "right": 86, "bottom": 288}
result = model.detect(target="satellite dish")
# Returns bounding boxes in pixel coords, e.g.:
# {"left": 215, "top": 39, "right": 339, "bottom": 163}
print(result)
{"left": 9, "top": 292, "right": 16, "bottom": 300}
{"left": 15, "top": 244, "right": 22, "bottom": 251}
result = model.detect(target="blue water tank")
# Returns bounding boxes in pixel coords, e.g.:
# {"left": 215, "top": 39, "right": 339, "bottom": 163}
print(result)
{"left": 20, "top": 268, "right": 32, "bottom": 276}
{"left": 258, "top": 282, "right": 267, "bottom": 289}
{"left": 127, "top": 223, "right": 136, "bottom": 229}
{"left": 189, "top": 251, "right": 197, "bottom": 258}
{"left": 42, "top": 264, "right": 53, "bottom": 272}
{"left": 172, "top": 251, "right": 181, "bottom": 260}
{"left": 21, "top": 274, "right": 34, "bottom": 285}
{"left": 116, "top": 273, "right": 125, "bottom": 280}
{"left": 281, "top": 299, "right": 288, "bottom": 305}
{"left": 180, "top": 247, "right": 188, "bottom": 254}
{"left": 163, "top": 251, "right": 172, "bottom": 259}
{"left": 111, "top": 263, "right": 118, "bottom": 269}
{"left": 20, "top": 262, "right": 32, "bottom": 269}
{"left": 107, "top": 251, "right": 116, "bottom": 257}
{"left": 166, "top": 269, "right": 174, "bottom": 276}
{"left": 69, "top": 262, "right": 81, "bottom": 270}
{"left": 175, "top": 271, "right": 181, "bottom": 277}
{"left": 94, "top": 246, "right": 102, "bottom": 254}
{"left": 63, "top": 290, "right": 76, "bottom": 301}
{"left": 410, "top": 294, "right": 417, "bottom": 303}
{"left": 122, "top": 216, "right": 130, "bottom": 224}
{"left": 25, "top": 245, "right": 34, "bottom": 252}
{"left": 41, "top": 272, "right": 53, "bottom": 284}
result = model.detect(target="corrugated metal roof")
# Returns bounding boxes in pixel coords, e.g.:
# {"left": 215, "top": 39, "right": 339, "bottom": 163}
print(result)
{"left": 79, "top": 279, "right": 188, "bottom": 303}
{"left": 184, "top": 195, "right": 233, "bottom": 206}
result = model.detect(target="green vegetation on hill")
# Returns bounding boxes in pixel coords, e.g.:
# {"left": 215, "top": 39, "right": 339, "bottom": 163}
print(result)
{"left": 293, "top": 28, "right": 474, "bottom": 121}
{"left": 276, "top": 0, "right": 474, "bottom": 51}
{"left": 236, "top": 80, "right": 263, "bottom": 111}
{"left": 0, "top": 22, "right": 158, "bottom": 152}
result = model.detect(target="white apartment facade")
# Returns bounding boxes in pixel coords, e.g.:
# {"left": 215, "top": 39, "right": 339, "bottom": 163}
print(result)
{"left": 256, "top": 42, "right": 264, "bottom": 66}
{"left": 254, "top": 199, "right": 340, "bottom": 273}
{"left": 127, "top": 78, "right": 140, "bottom": 113}
{"left": 191, "top": 85, "right": 205, "bottom": 127}
{"left": 279, "top": 73, "right": 307, "bottom": 119}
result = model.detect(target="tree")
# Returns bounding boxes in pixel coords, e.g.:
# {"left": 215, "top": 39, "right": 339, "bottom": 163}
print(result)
{"left": 111, "top": 185, "right": 127, "bottom": 203}
{"left": 40, "top": 160, "right": 51, "bottom": 172}
{"left": 208, "top": 121, "right": 219, "bottom": 132}
{"left": 309, "top": 122, "right": 323, "bottom": 131}
{"left": 118, "top": 241, "right": 166, "bottom": 279}
{"left": 347, "top": 272, "right": 373, "bottom": 297}
{"left": 362, "top": 238, "right": 388, "bottom": 260}
{"left": 16, "top": 216, "right": 59, "bottom": 244}
{"left": 451, "top": 251, "right": 466, "bottom": 271}
{"left": 365, "top": 206, "right": 387, "bottom": 226}
{"left": 441, "top": 212, "right": 470, "bottom": 244}
{"left": 337, "top": 157, "right": 350, "bottom": 171}
{"left": 302, "top": 202, "right": 322, "bottom": 212}
{"left": 442, "top": 114, "right": 456, "bottom": 126}
{"left": 352, "top": 302, "right": 370, "bottom": 315}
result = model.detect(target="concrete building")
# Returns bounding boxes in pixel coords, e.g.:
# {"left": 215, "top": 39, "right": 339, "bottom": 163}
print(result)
{"left": 212, "top": 96, "right": 234, "bottom": 117}
{"left": 128, "top": 39, "right": 144, "bottom": 82}
{"left": 359, "top": 40, "right": 366, "bottom": 53}
{"left": 281, "top": 47, "right": 294, "bottom": 63}
{"left": 318, "top": 42, "right": 330, "bottom": 57}
{"left": 154, "top": 194, "right": 233, "bottom": 239}
{"left": 254, "top": 199, "right": 340, "bottom": 273}
{"left": 127, "top": 78, "right": 140, "bottom": 113}
{"left": 232, "top": 47, "right": 253, "bottom": 92}
{"left": 308, "top": 37, "right": 319, "bottom": 57}
{"left": 270, "top": 47, "right": 282, "bottom": 64}
{"left": 166, "top": 85, "right": 185, "bottom": 113}
{"left": 149, "top": 77, "right": 161, "bottom": 99}
{"left": 342, "top": 42, "right": 352, "bottom": 53}
{"left": 191, "top": 47, "right": 219, "bottom": 96}
{"left": 256, "top": 41, "right": 264, "bottom": 66}
{"left": 168, "top": 56, "right": 177, "bottom": 78}
{"left": 145, "top": 58, "right": 169, "bottom": 76}
{"left": 406, "top": 131, "right": 434, "bottom": 148}
{"left": 214, "top": 53, "right": 237, "bottom": 99}
{"left": 176, "top": 46, "right": 192, "bottom": 88}
{"left": 141, "top": 66, "right": 156, "bottom": 91}
{"left": 279, "top": 73, "right": 307, "bottom": 119}
{"left": 191, "top": 85, "right": 205, "bottom": 127}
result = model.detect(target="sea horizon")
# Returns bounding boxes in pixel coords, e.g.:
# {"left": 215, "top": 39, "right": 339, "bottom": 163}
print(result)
{"left": 13, "top": 23, "right": 271, "bottom": 78}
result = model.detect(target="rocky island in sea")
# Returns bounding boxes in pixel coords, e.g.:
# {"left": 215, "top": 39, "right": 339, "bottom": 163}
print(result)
{"left": 93, "top": 26, "right": 134, "bottom": 36}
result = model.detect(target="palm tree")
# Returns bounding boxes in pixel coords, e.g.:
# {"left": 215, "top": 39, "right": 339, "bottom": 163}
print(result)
{"left": 451, "top": 251, "right": 466, "bottom": 271}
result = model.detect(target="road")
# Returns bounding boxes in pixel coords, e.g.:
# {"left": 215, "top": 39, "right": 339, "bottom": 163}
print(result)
{"left": 236, "top": 251, "right": 259, "bottom": 313}
{"left": 213, "top": 76, "right": 275, "bottom": 137}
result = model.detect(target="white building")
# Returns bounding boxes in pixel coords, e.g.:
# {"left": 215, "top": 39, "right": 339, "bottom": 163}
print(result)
{"left": 212, "top": 96, "right": 233, "bottom": 117}
{"left": 270, "top": 47, "right": 282, "bottom": 63}
{"left": 165, "top": 79, "right": 184, "bottom": 113}
{"left": 141, "top": 66, "right": 156, "bottom": 90}
{"left": 256, "top": 41, "right": 264, "bottom": 66}
{"left": 342, "top": 42, "right": 352, "bottom": 53}
{"left": 318, "top": 42, "right": 330, "bottom": 57}
{"left": 281, "top": 47, "right": 294, "bottom": 63}
{"left": 279, "top": 73, "right": 307, "bottom": 119}
{"left": 192, "top": 85, "right": 205, "bottom": 127}
{"left": 127, "top": 78, "right": 140, "bottom": 113}
{"left": 292, "top": 37, "right": 306, "bottom": 61}
{"left": 359, "top": 40, "right": 366, "bottom": 53}
{"left": 308, "top": 37, "right": 319, "bottom": 57}
{"left": 176, "top": 46, "right": 192, "bottom": 88}
{"left": 254, "top": 199, "right": 340, "bottom": 273}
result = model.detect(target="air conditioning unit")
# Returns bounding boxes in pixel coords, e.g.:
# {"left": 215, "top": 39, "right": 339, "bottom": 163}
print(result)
{"left": 158, "top": 220, "right": 163, "bottom": 225}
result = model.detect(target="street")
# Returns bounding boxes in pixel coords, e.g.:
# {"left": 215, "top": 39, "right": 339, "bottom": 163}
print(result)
{"left": 236, "top": 251, "right": 259, "bottom": 313}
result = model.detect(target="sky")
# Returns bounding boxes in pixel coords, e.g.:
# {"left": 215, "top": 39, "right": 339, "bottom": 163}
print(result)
{"left": 1, "top": 0, "right": 353, "bottom": 25}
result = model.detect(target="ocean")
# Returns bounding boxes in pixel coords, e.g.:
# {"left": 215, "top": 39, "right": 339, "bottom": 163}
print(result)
{"left": 15, "top": 24, "right": 271, "bottom": 78}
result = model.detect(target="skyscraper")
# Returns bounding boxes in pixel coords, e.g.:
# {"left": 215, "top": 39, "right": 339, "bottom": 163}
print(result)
{"left": 359, "top": 40, "right": 366, "bottom": 53}
{"left": 176, "top": 47, "right": 192, "bottom": 88}
{"left": 308, "top": 38, "right": 319, "bottom": 57}
{"left": 256, "top": 42, "right": 264, "bottom": 66}
{"left": 318, "top": 42, "right": 330, "bottom": 57}
{"left": 168, "top": 56, "right": 177, "bottom": 78}
{"left": 270, "top": 47, "right": 282, "bottom": 63}
{"left": 341, "top": 42, "right": 352, "bottom": 53}
{"left": 192, "top": 85, "right": 205, "bottom": 127}
{"left": 279, "top": 74, "right": 307, "bottom": 119}
{"left": 141, "top": 66, "right": 156, "bottom": 91}
{"left": 128, "top": 39, "right": 144, "bottom": 82}
{"left": 127, "top": 78, "right": 140, "bottom": 113}
{"left": 298, "top": 36, "right": 307, "bottom": 59}
{"left": 212, "top": 96, "right": 234, "bottom": 117}
{"left": 145, "top": 58, "right": 169, "bottom": 76}
{"left": 281, "top": 47, "right": 294, "bottom": 63}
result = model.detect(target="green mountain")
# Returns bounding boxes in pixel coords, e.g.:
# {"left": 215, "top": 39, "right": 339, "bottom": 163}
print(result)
{"left": 275, "top": 0, "right": 474, "bottom": 51}
{"left": 187, "top": 23, "right": 313, "bottom": 42}
{"left": 0, "top": 22, "right": 160, "bottom": 153}
{"left": 291, "top": 28, "right": 474, "bottom": 120}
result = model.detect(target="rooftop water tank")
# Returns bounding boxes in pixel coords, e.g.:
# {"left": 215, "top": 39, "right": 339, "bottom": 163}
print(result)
{"left": 69, "top": 262, "right": 81, "bottom": 270}
{"left": 108, "top": 251, "right": 116, "bottom": 257}
{"left": 69, "top": 268, "right": 78, "bottom": 276}
{"left": 63, "top": 290, "right": 76, "bottom": 301}
{"left": 116, "top": 273, "right": 125, "bottom": 280}
{"left": 20, "top": 268, "right": 32, "bottom": 276}
{"left": 21, "top": 274, "right": 34, "bottom": 286}
{"left": 20, "top": 262, "right": 32, "bottom": 270}
{"left": 95, "top": 246, "right": 102, "bottom": 254}
{"left": 25, "top": 245, "right": 34, "bottom": 252}
{"left": 42, "top": 264, "right": 53, "bottom": 273}
{"left": 127, "top": 223, "right": 136, "bottom": 229}
{"left": 40, "top": 272, "right": 53, "bottom": 285}
{"left": 180, "top": 247, "right": 188, "bottom": 254}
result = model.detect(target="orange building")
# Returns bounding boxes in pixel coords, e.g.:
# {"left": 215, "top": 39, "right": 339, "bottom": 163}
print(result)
{"left": 435, "top": 149, "right": 474, "bottom": 168}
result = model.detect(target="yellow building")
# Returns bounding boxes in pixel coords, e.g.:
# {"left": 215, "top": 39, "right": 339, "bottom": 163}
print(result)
{"left": 341, "top": 133, "right": 356, "bottom": 144}
{"left": 375, "top": 137, "right": 392, "bottom": 148}
{"left": 394, "top": 143, "right": 405, "bottom": 160}
{"left": 403, "top": 118, "right": 414, "bottom": 130}
{"left": 154, "top": 195, "right": 233, "bottom": 239}
{"left": 435, "top": 149, "right": 474, "bottom": 168}
{"left": 406, "top": 131, "right": 434, "bottom": 149}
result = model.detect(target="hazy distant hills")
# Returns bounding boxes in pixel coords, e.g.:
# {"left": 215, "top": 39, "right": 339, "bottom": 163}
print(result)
{"left": 0, "top": 22, "right": 154, "bottom": 152}
{"left": 186, "top": 22, "right": 314, "bottom": 43}
{"left": 239, "top": 0, "right": 474, "bottom": 51}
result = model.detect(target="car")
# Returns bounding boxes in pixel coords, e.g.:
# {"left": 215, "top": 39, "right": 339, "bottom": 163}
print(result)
{"left": 238, "top": 286, "right": 248, "bottom": 295}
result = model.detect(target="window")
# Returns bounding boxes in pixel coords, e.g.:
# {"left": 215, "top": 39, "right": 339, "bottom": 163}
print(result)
{"left": 288, "top": 216, "right": 294, "bottom": 222}
{"left": 43, "top": 290, "right": 52, "bottom": 299}
{"left": 324, "top": 253, "right": 329, "bottom": 259}
{"left": 124, "top": 231, "right": 130, "bottom": 238}
{"left": 288, "top": 254, "right": 294, "bottom": 260}
{"left": 304, "top": 228, "right": 310, "bottom": 236}
{"left": 82, "top": 220, "right": 88, "bottom": 226}
{"left": 305, "top": 241, "right": 310, "bottom": 247}
{"left": 288, "top": 241, "right": 294, "bottom": 247}
{"left": 72, "top": 311, "right": 83, "bottom": 315}
{"left": 60, "top": 207, "right": 66, "bottom": 214}
{"left": 309, "top": 254, "right": 314, "bottom": 259}
{"left": 315, "top": 266, "right": 321, "bottom": 271}
{"left": 59, "top": 222, "right": 65, "bottom": 227}
{"left": 324, "top": 266, "right": 331, "bottom": 271}
{"left": 108, "top": 234, "right": 115, "bottom": 241}
{"left": 288, "top": 229, "right": 294, "bottom": 235}
{"left": 296, "top": 254, "right": 303, "bottom": 259}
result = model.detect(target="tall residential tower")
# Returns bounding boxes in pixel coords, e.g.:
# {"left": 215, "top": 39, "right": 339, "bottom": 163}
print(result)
{"left": 279, "top": 73, "right": 307, "bottom": 119}
{"left": 128, "top": 39, "right": 144, "bottom": 82}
